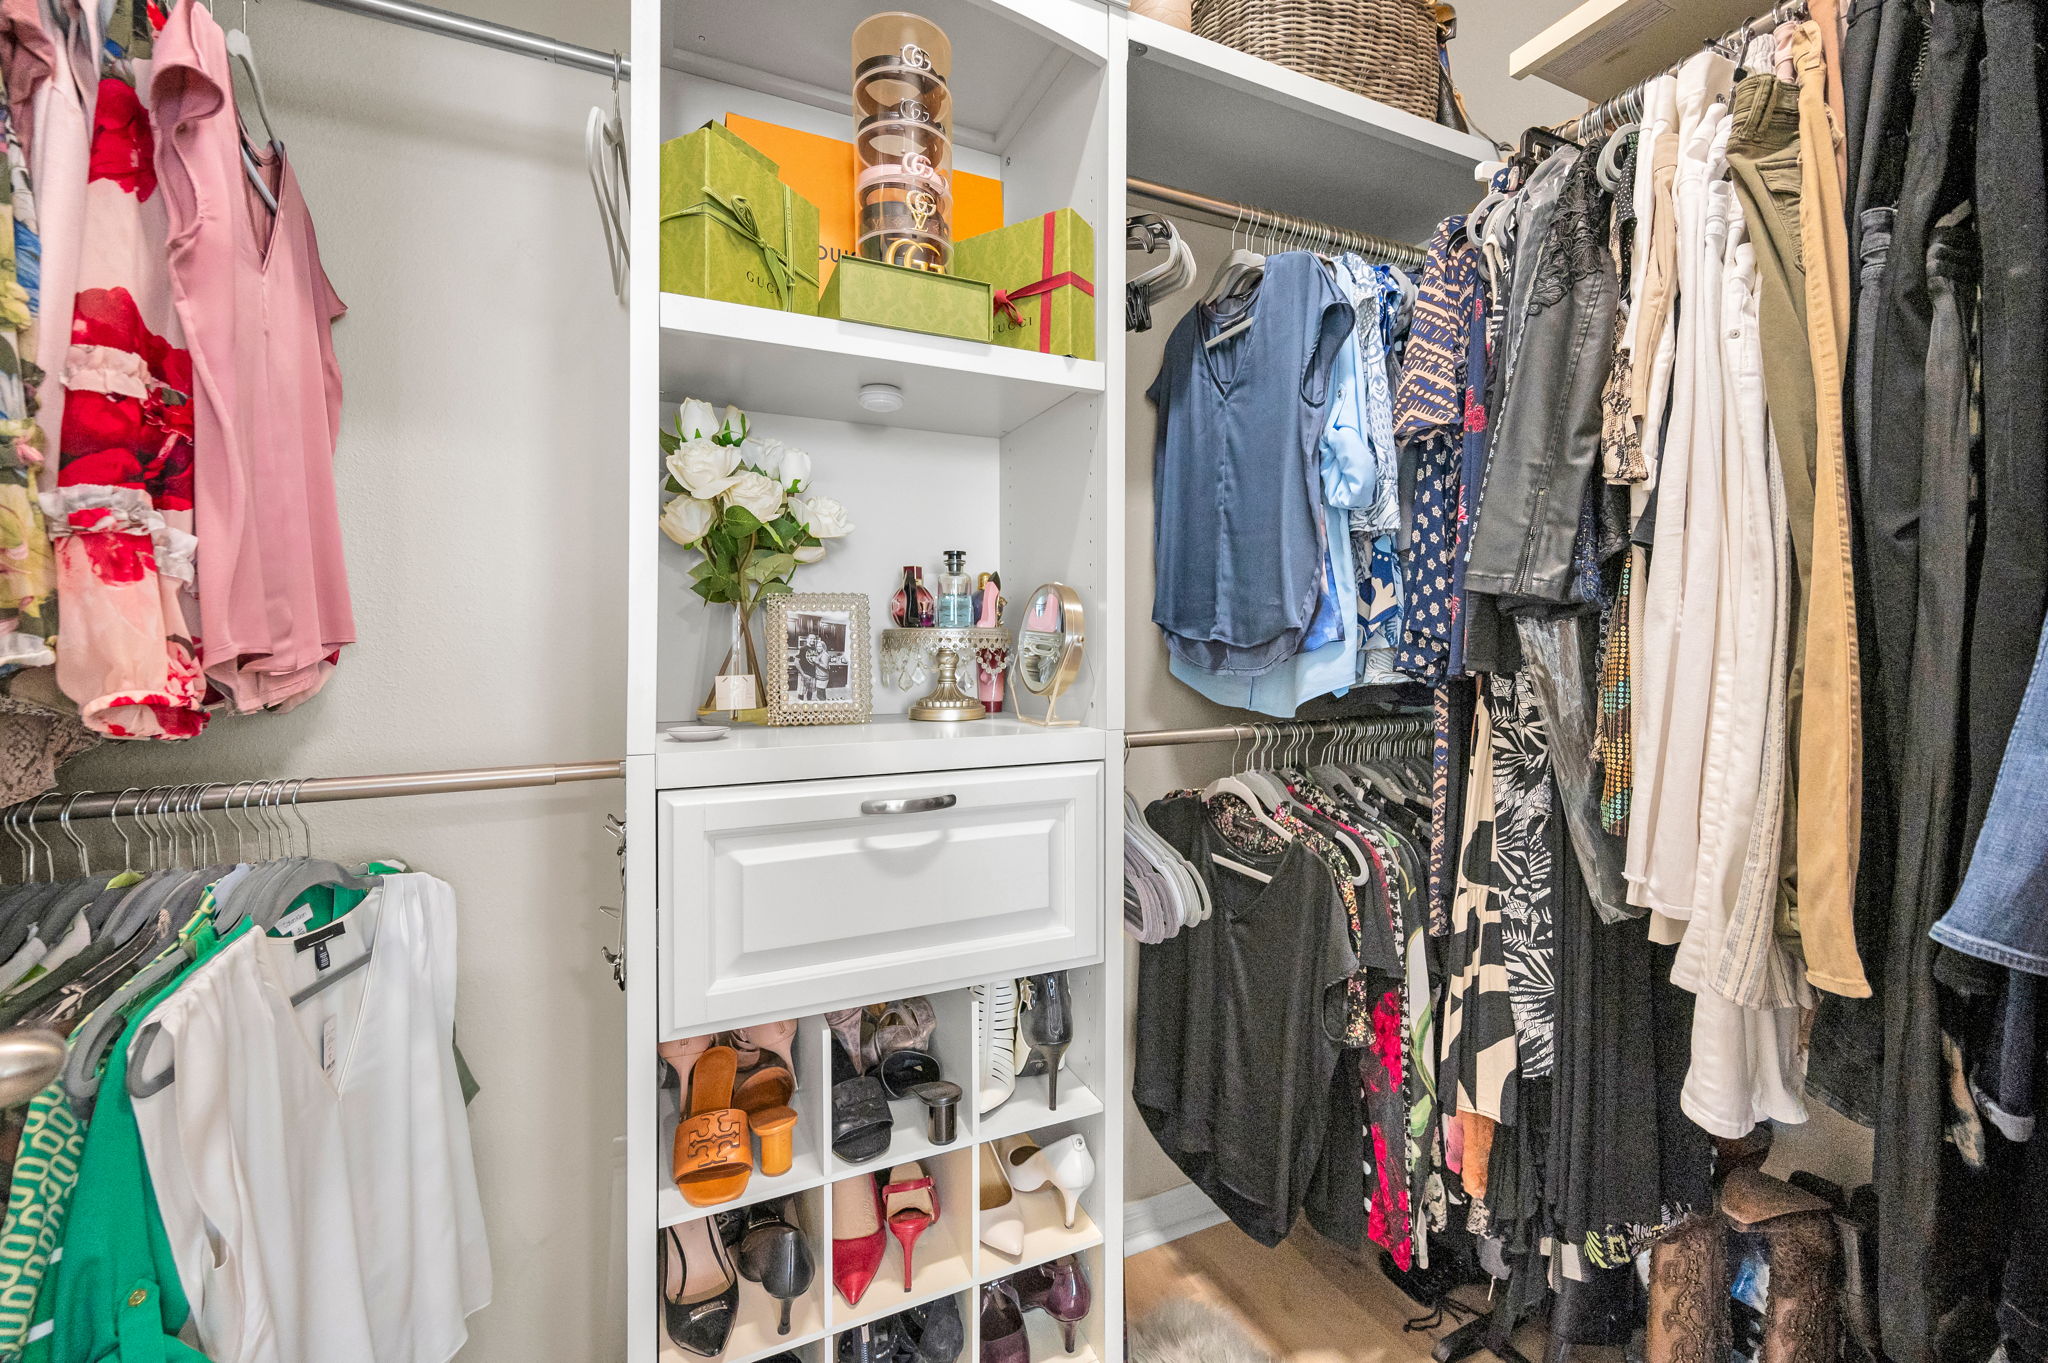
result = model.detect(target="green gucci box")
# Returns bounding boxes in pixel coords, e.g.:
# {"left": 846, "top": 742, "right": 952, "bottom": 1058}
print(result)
{"left": 659, "top": 121, "right": 821, "bottom": 315}
{"left": 950, "top": 209, "right": 1096, "bottom": 360}
{"left": 819, "top": 256, "right": 992, "bottom": 343}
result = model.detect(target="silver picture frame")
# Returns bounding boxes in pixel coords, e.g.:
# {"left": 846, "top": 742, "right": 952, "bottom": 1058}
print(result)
{"left": 762, "top": 593, "right": 873, "bottom": 726}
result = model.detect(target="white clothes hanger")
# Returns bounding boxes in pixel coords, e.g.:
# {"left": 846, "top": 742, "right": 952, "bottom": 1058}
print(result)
{"left": 587, "top": 52, "right": 630, "bottom": 304}
{"left": 1199, "top": 204, "right": 1266, "bottom": 350}
{"left": 225, "top": 0, "right": 280, "bottom": 215}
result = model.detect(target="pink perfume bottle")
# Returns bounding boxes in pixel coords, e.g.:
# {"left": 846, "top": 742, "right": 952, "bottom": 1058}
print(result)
{"left": 891, "top": 565, "right": 935, "bottom": 627}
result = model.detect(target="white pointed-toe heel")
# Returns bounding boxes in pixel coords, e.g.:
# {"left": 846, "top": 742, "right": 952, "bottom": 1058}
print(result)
{"left": 978, "top": 1144, "right": 1028, "bottom": 1257}
{"left": 994, "top": 1133, "right": 1095, "bottom": 1228}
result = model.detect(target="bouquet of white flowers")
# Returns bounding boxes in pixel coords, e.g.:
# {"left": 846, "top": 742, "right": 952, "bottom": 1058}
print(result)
{"left": 659, "top": 400, "right": 854, "bottom": 716}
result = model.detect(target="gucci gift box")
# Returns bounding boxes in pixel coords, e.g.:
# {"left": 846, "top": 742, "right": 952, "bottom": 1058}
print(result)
{"left": 819, "top": 256, "right": 992, "bottom": 343}
{"left": 659, "top": 121, "right": 821, "bottom": 315}
{"left": 949, "top": 209, "right": 1097, "bottom": 360}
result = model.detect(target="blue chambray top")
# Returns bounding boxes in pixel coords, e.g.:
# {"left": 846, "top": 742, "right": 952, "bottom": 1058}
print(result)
{"left": 1148, "top": 252, "right": 1353, "bottom": 677}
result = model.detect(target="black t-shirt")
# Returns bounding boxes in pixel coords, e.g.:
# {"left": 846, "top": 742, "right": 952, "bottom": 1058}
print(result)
{"left": 1134, "top": 795, "right": 1358, "bottom": 1246}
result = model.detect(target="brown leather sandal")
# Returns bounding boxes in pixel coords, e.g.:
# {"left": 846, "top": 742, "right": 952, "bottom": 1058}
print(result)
{"left": 673, "top": 1044, "right": 753, "bottom": 1206}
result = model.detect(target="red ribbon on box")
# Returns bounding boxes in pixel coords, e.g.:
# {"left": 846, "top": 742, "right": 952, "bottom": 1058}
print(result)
{"left": 990, "top": 212, "right": 1095, "bottom": 353}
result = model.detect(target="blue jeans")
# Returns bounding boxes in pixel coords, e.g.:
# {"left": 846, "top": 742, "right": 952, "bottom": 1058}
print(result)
{"left": 1932, "top": 609, "right": 2048, "bottom": 975}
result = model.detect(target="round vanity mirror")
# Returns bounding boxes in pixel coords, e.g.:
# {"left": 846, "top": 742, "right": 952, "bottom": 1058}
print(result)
{"left": 1015, "top": 582, "right": 1084, "bottom": 726}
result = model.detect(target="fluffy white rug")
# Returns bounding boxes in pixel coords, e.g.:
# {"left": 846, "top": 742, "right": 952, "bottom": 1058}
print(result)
{"left": 1128, "top": 1300, "right": 1277, "bottom": 1363}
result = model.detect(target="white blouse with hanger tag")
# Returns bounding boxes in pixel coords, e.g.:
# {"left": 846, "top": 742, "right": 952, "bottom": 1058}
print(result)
{"left": 131, "top": 872, "right": 490, "bottom": 1363}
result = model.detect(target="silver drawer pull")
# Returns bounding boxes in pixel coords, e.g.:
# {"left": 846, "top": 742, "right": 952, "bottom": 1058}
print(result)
{"left": 861, "top": 794, "right": 958, "bottom": 816}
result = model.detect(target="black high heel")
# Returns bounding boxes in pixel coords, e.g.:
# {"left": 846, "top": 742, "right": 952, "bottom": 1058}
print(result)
{"left": 661, "top": 1220, "right": 738, "bottom": 1357}
{"left": 736, "top": 1201, "right": 816, "bottom": 1335}
{"left": 1020, "top": 972, "right": 1073, "bottom": 1111}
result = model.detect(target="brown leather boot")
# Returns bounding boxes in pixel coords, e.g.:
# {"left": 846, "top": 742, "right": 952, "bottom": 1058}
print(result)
{"left": 1721, "top": 1168, "right": 1842, "bottom": 1363}
{"left": 1646, "top": 1213, "right": 1730, "bottom": 1363}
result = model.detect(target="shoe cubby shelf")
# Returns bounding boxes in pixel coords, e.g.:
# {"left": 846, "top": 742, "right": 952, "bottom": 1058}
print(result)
{"left": 653, "top": 981, "right": 1109, "bottom": 1361}
{"left": 657, "top": 984, "right": 1106, "bottom": 1229}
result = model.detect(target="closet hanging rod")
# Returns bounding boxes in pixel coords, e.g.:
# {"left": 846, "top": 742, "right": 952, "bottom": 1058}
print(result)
{"left": 1551, "top": 0, "right": 1809, "bottom": 142}
{"left": 0, "top": 760, "right": 625, "bottom": 824}
{"left": 1126, "top": 715, "right": 1429, "bottom": 749}
{"left": 1126, "top": 177, "right": 1428, "bottom": 270}
{"left": 297, "top": 0, "right": 629, "bottom": 79}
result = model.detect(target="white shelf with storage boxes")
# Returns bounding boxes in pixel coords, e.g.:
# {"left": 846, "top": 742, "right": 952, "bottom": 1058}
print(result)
{"left": 640, "top": 979, "right": 1114, "bottom": 1363}
{"left": 659, "top": 295, "right": 1105, "bottom": 440}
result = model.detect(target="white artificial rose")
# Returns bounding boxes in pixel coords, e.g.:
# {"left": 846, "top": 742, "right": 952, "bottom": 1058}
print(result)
{"left": 742, "top": 435, "right": 786, "bottom": 475}
{"left": 721, "top": 404, "right": 747, "bottom": 441}
{"left": 792, "top": 542, "right": 827, "bottom": 563}
{"left": 791, "top": 493, "right": 853, "bottom": 538}
{"left": 660, "top": 495, "right": 717, "bottom": 546}
{"left": 775, "top": 445, "right": 812, "bottom": 491}
{"left": 676, "top": 397, "right": 720, "bottom": 442}
{"left": 725, "top": 470, "right": 785, "bottom": 523}
{"left": 667, "top": 436, "right": 742, "bottom": 499}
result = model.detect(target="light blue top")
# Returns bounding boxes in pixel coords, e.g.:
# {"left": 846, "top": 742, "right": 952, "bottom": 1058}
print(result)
{"left": 1170, "top": 309, "right": 1376, "bottom": 716}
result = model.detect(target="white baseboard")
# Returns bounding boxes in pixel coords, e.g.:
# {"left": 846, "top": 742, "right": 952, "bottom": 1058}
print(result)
{"left": 1123, "top": 1182, "right": 1228, "bottom": 1255}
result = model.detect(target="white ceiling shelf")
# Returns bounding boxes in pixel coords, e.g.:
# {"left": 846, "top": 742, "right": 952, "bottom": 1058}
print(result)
{"left": 1510, "top": 0, "right": 1767, "bottom": 101}
{"left": 1125, "top": 14, "right": 1495, "bottom": 245}
{"left": 659, "top": 295, "right": 1106, "bottom": 439}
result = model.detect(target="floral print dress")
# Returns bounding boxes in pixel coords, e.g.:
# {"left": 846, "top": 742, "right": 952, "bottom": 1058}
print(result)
{"left": 0, "top": 52, "right": 53, "bottom": 669}
{"left": 49, "top": 0, "right": 204, "bottom": 738}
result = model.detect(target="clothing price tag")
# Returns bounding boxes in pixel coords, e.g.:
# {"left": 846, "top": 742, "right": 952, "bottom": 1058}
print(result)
{"left": 320, "top": 1015, "right": 339, "bottom": 1077}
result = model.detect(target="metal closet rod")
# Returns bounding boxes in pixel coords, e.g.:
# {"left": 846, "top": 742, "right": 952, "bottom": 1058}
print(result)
{"left": 297, "top": 0, "right": 629, "bottom": 79}
{"left": 0, "top": 761, "right": 625, "bottom": 824}
{"left": 1125, "top": 715, "right": 1429, "bottom": 749}
{"left": 1128, "top": 177, "right": 1427, "bottom": 269}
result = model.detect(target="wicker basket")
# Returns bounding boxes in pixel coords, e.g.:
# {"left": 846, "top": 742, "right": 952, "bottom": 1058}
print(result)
{"left": 1191, "top": 0, "right": 1442, "bottom": 121}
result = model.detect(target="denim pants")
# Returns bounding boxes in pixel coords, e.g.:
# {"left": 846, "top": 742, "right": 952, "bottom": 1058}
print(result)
{"left": 1963, "top": 0, "right": 2048, "bottom": 858}
{"left": 1876, "top": 196, "right": 1981, "bottom": 1363}
{"left": 1934, "top": 610, "right": 2048, "bottom": 975}
{"left": 1806, "top": 203, "right": 1895, "bottom": 1124}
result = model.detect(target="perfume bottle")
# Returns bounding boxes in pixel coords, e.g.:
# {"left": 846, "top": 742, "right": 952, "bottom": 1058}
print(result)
{"left": 891, "top": 566, "right": 935, "bottom": 628}
{"left": 936, "top": 550, "right": 973, "bottom": 627}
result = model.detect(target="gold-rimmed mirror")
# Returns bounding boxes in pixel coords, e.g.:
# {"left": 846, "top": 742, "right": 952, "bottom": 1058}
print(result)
{"left": 1015, "top": 582, "right": 1083, "bottom": 727}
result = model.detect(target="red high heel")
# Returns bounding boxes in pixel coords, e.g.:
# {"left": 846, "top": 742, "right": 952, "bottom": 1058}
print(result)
{"left": 832, "top": 1175, "right": 887, "bottom": 1306}
{"left": 881, "top": 1161, "right": 940, "bottom": 1291}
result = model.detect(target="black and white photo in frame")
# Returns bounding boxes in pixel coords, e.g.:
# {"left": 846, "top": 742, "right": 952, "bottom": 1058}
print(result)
{"left": 762, "top": 592, "right": 873, "bottom": 725}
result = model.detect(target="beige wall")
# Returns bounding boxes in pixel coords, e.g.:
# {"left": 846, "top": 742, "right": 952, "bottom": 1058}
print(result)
{"left": 62, "top": 2, "right": 632, "bottom": 1357}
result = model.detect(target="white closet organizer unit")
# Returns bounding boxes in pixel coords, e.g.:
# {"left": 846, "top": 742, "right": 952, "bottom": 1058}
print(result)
{"left": 621, "top": 1, "right": 1492, "bottom": 1360}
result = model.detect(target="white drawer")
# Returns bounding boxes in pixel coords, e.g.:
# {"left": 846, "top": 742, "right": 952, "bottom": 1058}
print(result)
{"left": 657, "top": 762, "right": 1102, "bottom": 1034}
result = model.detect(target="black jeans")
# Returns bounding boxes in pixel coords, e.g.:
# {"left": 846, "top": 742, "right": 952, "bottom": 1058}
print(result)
{"left": 1862, "top": 0, "right": 1980, "bottom": 783}
{"left": 1877, "top": 197, "right": 1982, "bottom": 1363}
{"left": 1843, "top": 0, "right": 1926, "bottom": 265}
{"left": 1962, "top": 0, "right": 2048, "bottom": 857}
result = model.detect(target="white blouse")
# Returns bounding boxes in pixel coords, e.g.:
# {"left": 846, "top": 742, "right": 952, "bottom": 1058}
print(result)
{"left": 133, "top": 873, "right": 490, "bottom": 1363}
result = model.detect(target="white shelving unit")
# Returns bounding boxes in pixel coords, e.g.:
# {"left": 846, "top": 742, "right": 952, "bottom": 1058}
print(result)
{"left": 1509, "top": 0, "right": 1768, "bottom": 101}
{"left": 627, "top": 3, "right": 1127, "bottom": 1362}
{"left": 624, "top": 3, "right": 1491, "bottom": 1360}
{"left": 1125, "top": 14, "right": 1495, "bottom": 244}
